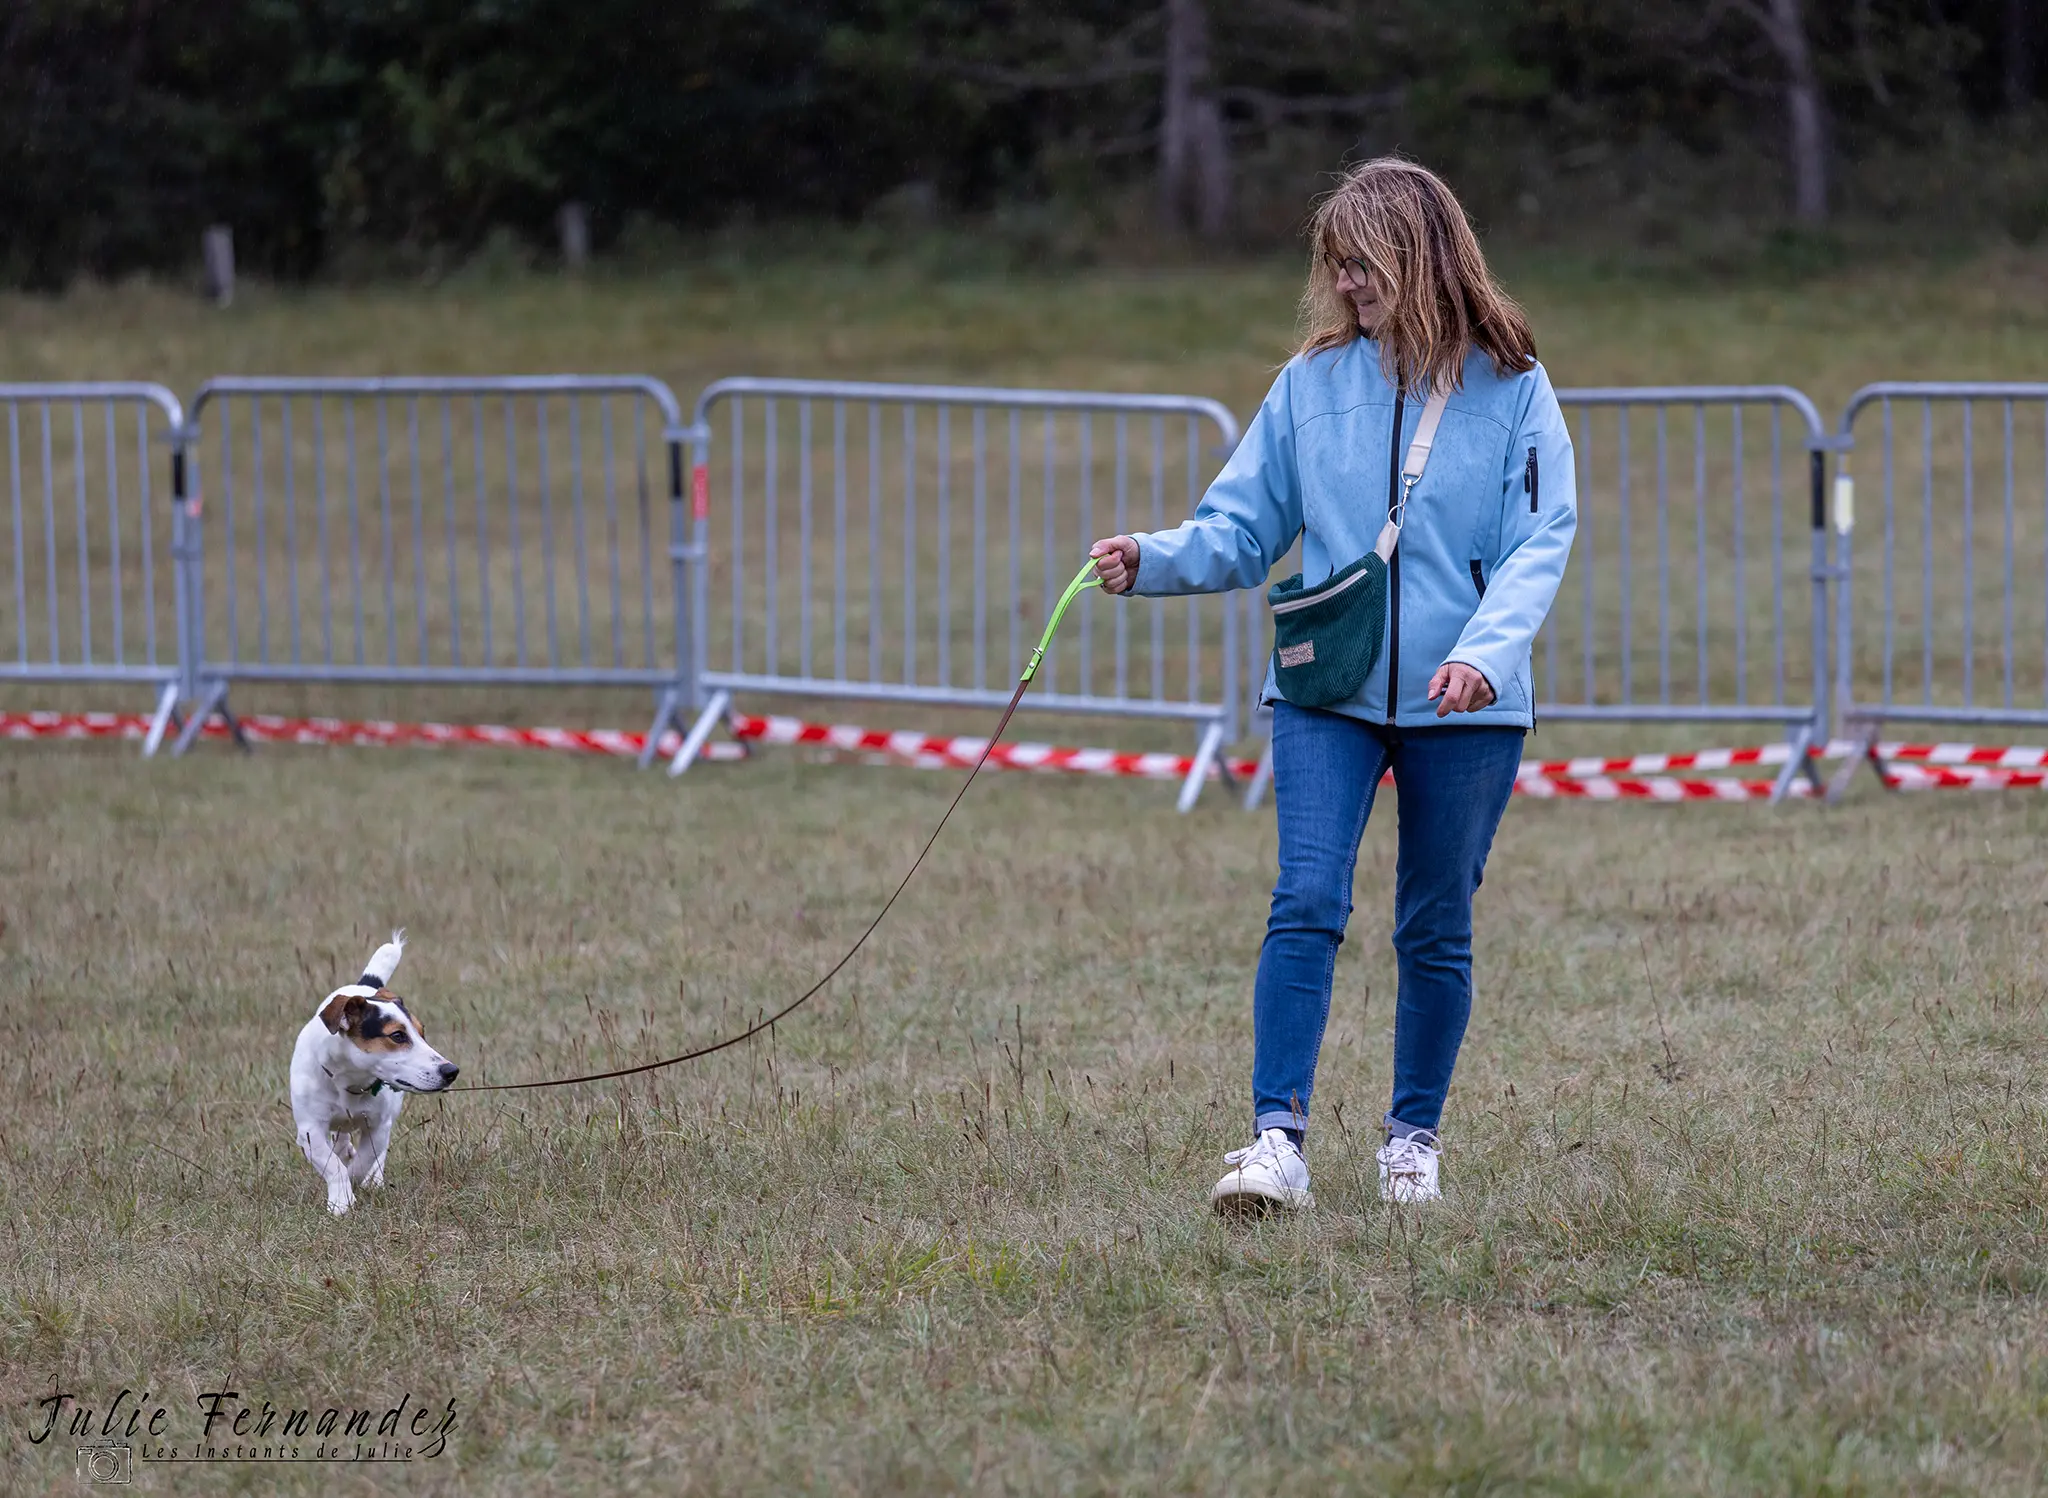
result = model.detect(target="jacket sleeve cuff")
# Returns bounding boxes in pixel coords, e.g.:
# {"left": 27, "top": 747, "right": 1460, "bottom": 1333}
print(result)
{"left": 1127, "top": 533, "right": 1166, "bottom": 596}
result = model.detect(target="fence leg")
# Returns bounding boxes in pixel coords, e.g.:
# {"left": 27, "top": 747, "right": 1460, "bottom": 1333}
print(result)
{"left": 1241, "top": 732, "right": 1275, "bottom": 812}
{"left": 667, "top": 687, "right": 733, "bottom": 778}
{"left": 1769, "top": 720, "right": 1822, "bottom": 805}
{"left": 1175, "top": 721, "right": 1224, "bottom": 813}
{"left": 141, "top": 681, "right": 183, "bottom": 759}
{"left": 638, "top": 685, "right": 687, "bottom": 770}
{"left": 1824, "top": 719, "right": 1884, "bottom": 804}
{"left": 170, "top": 679, "right": 248, "bottom": 757}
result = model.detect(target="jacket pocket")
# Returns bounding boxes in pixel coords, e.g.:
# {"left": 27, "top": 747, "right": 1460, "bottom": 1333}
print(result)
{"left": 1525, "top": 446, "right": 1539, "bottom": 514}
{"left": 1468, "top": 558, "right": 1487, "bottom": 599}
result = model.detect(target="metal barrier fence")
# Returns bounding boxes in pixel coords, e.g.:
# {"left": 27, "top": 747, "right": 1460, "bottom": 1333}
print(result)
{"left": 18, "top": 370, "right": 2048, "bottom": 810}
{"left": 1240, "top": 385, "right": 1834, "bottom": 806}
{"left": 1541, "top": 386, "right": 1828, "bottom": 732}
{"left": 181, "top": 376, "right": 696, "bottom": 758}
{"left": 1831, "top": 384, "right": 2048, "bottom": 743}
{"left": 681, "top": 377, "right": 1245, "bottom": 809}
{"left": 0, "top": 383, "right": 195, "bottom": 752}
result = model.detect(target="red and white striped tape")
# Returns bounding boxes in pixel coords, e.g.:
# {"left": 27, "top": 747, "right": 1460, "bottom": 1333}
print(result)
{"left": 1, "top": 710, "right": 146, "bottom": 743}
{"left": 728, "top": 712, "right": 1266, "bottom": 781}
{"left": 1520, "top": 739, "right": 2048, "bottom": 777}
{"left": 4, "top": 709, "right": 2043, "bottom": 797}
{"left": 1517, "top": 773, "right": 1811, "bottom": 801}
{"left": 0, "top": 709, "right": 743, "bottom": 761}
{"left": 1879, "top": 764, "right": 2048, "bottom": 791}
{"left": 1871, "top": 743, "right": 2048, "bottom": 768}
{"left": 1521, "top": 743, "right": 1815, "bottom": 777}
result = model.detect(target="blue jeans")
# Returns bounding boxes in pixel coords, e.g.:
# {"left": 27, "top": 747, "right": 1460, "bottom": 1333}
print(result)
{"left": 1253, "top": 701, "right": 1524, "bottom": 1142}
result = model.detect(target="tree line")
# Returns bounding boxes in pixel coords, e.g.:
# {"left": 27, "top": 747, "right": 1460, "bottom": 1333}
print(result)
{"left": 1, "top": 0, "right": 2040, "bottom": 287}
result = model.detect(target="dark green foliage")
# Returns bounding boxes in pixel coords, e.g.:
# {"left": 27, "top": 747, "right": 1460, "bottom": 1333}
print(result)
{"left": 0, "top": 0, "right": 2039, "bottom": 285}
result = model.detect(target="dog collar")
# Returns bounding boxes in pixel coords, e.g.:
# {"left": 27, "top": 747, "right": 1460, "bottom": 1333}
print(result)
{"left": 326, "top": 1065, "right": 385, "bottom": 1098}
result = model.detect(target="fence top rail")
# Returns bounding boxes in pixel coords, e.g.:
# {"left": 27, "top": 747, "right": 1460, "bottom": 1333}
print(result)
{"left": 1554, "top": 384, "right": 1826, "bottom": 440}
{"left": 1839, "top": 380, "right": 2048, "bottom": 435}
{"left": 0, "top": 382, "right": 185, "bottom": 428}
{"left": 692, "top": 376, "right": 1242, "bottom": 449}
{"left": 189, "top": 374, "right": 685, "bottom": 428}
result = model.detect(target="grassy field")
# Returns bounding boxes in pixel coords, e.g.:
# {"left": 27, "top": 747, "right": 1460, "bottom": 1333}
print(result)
{"left": 9, "top": 242, "right": 2048, "bottom": 417}
{"left": 5, "top": 253, "right": 2048, "bottom": 1493}
{"left": 6, "top": 736, "right": 2048, "bottom": 1494}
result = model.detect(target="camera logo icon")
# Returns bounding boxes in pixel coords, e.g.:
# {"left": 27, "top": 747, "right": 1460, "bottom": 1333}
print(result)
{"left": 77, "top": 1444, "right": 132, "bottom": 1484}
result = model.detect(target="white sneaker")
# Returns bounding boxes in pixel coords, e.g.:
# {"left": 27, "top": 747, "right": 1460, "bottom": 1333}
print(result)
{"left": 1210, "top": 1128, "right": 1314, "bottom": 1216}
{"left": 1377, "top": 1131, "right": 1442, "bottom": 1202}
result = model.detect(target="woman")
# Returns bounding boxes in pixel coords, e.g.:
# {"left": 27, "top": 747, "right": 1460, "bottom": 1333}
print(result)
{"left": 1089, "top": 159, "right": 1576, "bottom": 1211}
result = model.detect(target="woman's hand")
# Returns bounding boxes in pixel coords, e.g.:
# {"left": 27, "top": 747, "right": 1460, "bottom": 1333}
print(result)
{"left": 1428, "top": 662, "right": 1495, "bottom": 717}
{"left": 1088, "top": 535, "right": 1140, "bottom": 595}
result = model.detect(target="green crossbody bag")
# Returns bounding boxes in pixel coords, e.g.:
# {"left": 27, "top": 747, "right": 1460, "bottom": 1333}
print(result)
{"left": 1267, "top": 385, "right": 1450, "bottom": 708}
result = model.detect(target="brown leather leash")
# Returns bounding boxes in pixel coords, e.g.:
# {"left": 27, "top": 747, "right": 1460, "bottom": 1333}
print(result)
{"left": 450, "top": 561, "right": 1101, "bottom": 1095}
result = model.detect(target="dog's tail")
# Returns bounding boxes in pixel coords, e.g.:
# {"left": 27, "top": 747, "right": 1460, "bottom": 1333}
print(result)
{"left": 358, "top": 929, "right": 406, "bottom": 989}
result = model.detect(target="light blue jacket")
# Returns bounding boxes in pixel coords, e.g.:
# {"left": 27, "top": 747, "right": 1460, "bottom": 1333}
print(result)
{"left": 1129, "top": 337, "right": 1577, "bottom": 728}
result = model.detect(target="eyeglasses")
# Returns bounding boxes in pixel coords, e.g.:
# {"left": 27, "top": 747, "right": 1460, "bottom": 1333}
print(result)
{"left": 1325, "top": 253, "right": 1371, "bottom": 282}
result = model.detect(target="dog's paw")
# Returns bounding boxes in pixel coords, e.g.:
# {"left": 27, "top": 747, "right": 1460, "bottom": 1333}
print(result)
{"left": 327, "top": 1193, "right": 354, "bottom": 1216}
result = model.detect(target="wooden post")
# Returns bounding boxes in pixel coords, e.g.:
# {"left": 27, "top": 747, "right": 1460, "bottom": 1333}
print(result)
{"left": 202, "top": 225, "right": 235, "bottom": 307}
{"left": 557, "top": 203, "right": 590, "bottom": 271}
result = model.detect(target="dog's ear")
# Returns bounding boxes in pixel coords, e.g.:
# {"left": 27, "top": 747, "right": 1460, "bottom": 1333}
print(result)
{"left": 319, "top": 992, "right": 370, "bottom": 1034}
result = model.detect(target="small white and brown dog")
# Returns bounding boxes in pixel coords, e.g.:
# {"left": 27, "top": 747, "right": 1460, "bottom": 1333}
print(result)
{"left": 290, "top": 932, "right": 460, "bottom": 1215}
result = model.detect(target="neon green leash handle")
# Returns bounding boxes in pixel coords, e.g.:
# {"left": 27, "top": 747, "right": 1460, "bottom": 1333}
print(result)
{"left": 1022, "top": 560, "right": 1102, "bottom": 685}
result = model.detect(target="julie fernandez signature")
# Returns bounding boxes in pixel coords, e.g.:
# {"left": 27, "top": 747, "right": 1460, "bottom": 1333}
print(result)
{"left": 29, "top": 1387, "right": 458, "bottom": 1462}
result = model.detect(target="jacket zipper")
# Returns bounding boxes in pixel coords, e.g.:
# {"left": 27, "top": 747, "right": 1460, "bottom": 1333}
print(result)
{"left": 1469, "top": 559, "right": 1486, "bottom": 598}
{"left": 1384, "top": 390, "right": 1405, "bottom": 724}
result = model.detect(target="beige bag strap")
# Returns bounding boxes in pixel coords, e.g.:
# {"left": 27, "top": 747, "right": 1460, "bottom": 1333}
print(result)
{"left": 1403, "top": 385, "right": 1451, "bottom": 486}
{"left": 1373, "top": 385, "right": 1452, "bottom": 562}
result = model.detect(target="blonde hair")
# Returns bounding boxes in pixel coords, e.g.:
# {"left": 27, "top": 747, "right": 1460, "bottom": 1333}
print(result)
{"left": 1299, "top": 158, "right": 1536, "bottom": 393}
